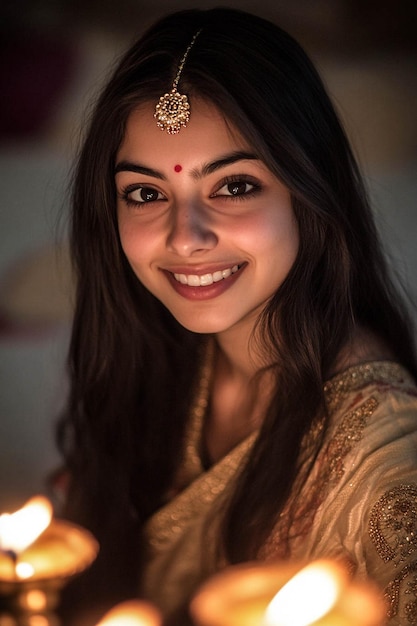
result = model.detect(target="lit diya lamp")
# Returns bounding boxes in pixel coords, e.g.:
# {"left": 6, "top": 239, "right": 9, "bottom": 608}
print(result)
{"left": 96, "top": 600, "right": 162, "bottom": 626}
{"left": 0, "top": 495, "right": 98, "bottom": 626}
{"left": 190, "top": 559, "right": 386, "bottom": 626}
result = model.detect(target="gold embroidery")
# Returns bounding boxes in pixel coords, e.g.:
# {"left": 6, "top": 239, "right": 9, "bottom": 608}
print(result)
{"left": 384, "top": 560, "right": 417, "bottom": 620}
{"left": 369, "top": 486, "right": 417, "bottom": 621}
{"left": 324, "top": 361, "right": 414, "bottom": 412}
{"left": 404, "top": 569, "right": 417, "bottom": 623}
{"left": 261, "top": 396, "right": 379, "bottom": 558}
{"left": 324, "top": 397, "right": 378, "bottom": 482}
{"left": 405, "top": 601, "right": 417, "bottom": 624}
{"left": 146, "top": 434, "right": 256, "bottom": 551}
{"left": 369, "top": 484, "right": 417, "bottom": 565}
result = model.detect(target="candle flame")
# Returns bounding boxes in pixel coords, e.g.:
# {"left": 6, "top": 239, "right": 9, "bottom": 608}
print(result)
{"left": 15, "top": 561, "right": 36, "bottom": 579}
{"left": 97, "top": 600, "right": 161, "bottom": 626}
{"left": 264, "top": 560, "right": 346, "bottom": 626}
{"left": 0, "top": 496, "right": 53, "bottom": 554}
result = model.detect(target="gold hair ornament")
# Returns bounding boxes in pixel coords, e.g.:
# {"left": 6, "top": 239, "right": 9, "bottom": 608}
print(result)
{"left": 154, "top": 30, "right": 202, "bottom": 134}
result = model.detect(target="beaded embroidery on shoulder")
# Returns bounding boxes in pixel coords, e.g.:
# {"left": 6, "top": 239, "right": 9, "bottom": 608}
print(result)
{"left": 368, "top": 484, "right": 417, "bottom": 622}
{"left": 324, "top": 361, "right": 415, "bottom": 412}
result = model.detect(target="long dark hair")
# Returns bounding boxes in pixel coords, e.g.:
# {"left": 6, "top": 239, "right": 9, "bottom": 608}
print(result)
{"left": 57, "top": 6, "right": 417, "bottom": 619}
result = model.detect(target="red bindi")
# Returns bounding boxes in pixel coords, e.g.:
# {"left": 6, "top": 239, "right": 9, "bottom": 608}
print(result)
{"left": 174, "top": 164, "right": 182, "bottom": 173}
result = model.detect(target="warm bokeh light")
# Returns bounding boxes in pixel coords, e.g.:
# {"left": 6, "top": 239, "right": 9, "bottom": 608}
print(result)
{"left": 190, "top": 559, "right": 385, "bottom": 626}
{"left": 27, "top": 615, "right": 50, "bottom": 626}
{"left": 0, "top": 518, "right": 99, "bottom": 583}
{"left": 97, "top": 600, "right": 162, "bottom": 626}
{"left": 15, "top": 562, "right": 36, "bottom": 580}
{"left": 0, "top": 496, "right": 53, "bottom": 553}
{"left": 264, "top": 560, "right": 347, "bottom": 626}
{"left": 23, "top": 589, "right": 48, "bottom": 611}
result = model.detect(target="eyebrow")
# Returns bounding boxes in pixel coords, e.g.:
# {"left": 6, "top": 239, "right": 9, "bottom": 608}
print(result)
{"left": 191, "top": 151, "right": 258, "bottom": 180}
{"left": 114, "top": 151, "right": 258, "bottom": 180}
{"left": 114, "top": 162, "right": 166, "bottom": 179}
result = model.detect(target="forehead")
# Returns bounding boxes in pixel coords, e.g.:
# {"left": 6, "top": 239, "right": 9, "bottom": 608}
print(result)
{"left": 118, "top": 98, "right": 249, "bottom": 161}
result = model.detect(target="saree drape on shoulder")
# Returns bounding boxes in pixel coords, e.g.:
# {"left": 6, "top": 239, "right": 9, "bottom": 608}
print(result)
{"left": 141, "top": 361, "right": 417, "bottom": 626}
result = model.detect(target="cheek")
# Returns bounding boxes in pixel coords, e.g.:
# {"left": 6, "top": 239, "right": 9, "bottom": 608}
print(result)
{"left": 118, "top": 220, "right": 134, "bottom": 258}
{"left": 236, "top": 208, "right": 299, "bottom": 256}
{"left": 118, "top": 220, "right": 148, "bottom": 270}
{"left": 268, "top": 203, "right": 298, "bottom": 246}
{"left": 277, "top": 213, "right": 299, "bottom": 257}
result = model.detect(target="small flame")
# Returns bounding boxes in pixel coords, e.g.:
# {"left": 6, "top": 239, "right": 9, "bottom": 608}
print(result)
{"left": 97, "top": 600, "right": 161, "bottom": 626}
{"left": 0, "top": 496, "right": 53, "bottom": 554}
{"left": 264, "top": 560, "right": 346, "bottom": 626}
{"left": 15, "top": 562, "right": 36, "bottom": 579}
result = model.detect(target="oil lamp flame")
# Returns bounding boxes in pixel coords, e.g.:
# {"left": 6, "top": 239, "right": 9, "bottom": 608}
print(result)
{"left": 97, "top": 600, "right": 162, "bottom": 626}
{"left": 264, "top": 560, "right": 346, "bottom": 626}
{"left": 0, "top": 496, "right": 53, "bottom": 554}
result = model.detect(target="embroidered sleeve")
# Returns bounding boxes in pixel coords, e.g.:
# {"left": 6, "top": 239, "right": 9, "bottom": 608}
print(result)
{"left": 368, "top": 484, "right": 417, "bottom": 623}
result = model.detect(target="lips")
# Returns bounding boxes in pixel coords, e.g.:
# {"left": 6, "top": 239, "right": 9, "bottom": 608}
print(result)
{"left": 173, "top": 264, "right": 239, "bottom": 287}
{"left": 163, "top": 263, "right": 245, "bottom": 300}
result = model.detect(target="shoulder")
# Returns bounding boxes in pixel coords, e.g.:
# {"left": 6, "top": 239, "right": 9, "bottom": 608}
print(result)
{"left": 324, "top": 361, "right": 417, "bottom": 408}
{"left": 324, "top": 361, "right": 417, "bottom": 430}
{"left": 318, "top": 361, "right": 417, "bottom": 494}
{"left": 319, "top": 361, "right": 417, "bottom": 526}
{"left": 272, "top": 361, "right": 417, "bottom": 556}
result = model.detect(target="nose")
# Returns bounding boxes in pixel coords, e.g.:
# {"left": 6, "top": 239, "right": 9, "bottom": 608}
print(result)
{"left": 166, "top": 201, "right": 218, "bottom": 257}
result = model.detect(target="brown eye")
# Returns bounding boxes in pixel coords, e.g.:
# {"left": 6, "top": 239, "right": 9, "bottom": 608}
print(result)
{"left": 134, "top": 187, "right": 162, "bottom": 202}
{"left": 226, "top": 182, "right": 250, "bottom": 196}
{"left": 123, "top": 185, "right": 166, "bottom": 205}
{"left": 211, "top": 178, "right": 260, "bottom": 199}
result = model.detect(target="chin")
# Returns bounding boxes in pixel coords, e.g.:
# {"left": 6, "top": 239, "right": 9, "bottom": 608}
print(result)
{"left": 169, "top": 312, "right": 232, "bottom": 335}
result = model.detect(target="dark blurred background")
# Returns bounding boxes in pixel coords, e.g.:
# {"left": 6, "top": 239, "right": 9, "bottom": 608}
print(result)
{"left": 0, "top": 0, "right": 416, "bottom": 510}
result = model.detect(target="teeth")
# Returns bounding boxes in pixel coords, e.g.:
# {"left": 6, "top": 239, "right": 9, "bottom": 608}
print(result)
{"left": 200, "top": 273, "right": 213, "bottom": 286}
{"left": 174, "top": 265, "right": 239, "bottom": 287}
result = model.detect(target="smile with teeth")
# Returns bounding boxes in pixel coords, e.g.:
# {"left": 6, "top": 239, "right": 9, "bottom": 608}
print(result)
{"left": 173, "top": 265, "right": 240, "bottom": 287}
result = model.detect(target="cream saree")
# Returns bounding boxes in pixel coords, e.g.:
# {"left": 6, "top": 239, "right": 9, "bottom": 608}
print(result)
{"left": 141, "top": 361, "right": 417, "bottom": 625}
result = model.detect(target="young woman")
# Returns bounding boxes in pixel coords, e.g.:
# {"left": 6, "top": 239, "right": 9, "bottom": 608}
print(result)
{"left": 57, "top": 8, "right": 417, "bottom": 626}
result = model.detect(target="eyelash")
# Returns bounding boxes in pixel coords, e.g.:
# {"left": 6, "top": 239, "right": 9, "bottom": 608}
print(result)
{"left": 210, "top": 175, "right": 262, "bottom": 201}
{"left": 119, "top": 175, "right": 262, "bottom": 209}
{"left": 119, "top": 184, "right": 166, "bottom": 208}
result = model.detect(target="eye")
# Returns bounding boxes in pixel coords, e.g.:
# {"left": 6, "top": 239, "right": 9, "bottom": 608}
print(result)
{"left": 223, "top": 182, "right": 252, "bottom": 196}
{"left": 211, "top": 176, "right": 261, "bottom": 199}
{"left": 120, "top": 185, "right": 166, "bottom": 206}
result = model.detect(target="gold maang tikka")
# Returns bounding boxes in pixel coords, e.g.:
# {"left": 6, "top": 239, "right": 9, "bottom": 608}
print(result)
{"left": 154, "top": 30, "right": 202, "bottom": 134}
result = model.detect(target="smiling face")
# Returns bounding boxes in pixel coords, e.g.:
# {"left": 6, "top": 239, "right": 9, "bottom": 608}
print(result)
{"left": 116, "top": 98, "right": 299, "bottom": 340}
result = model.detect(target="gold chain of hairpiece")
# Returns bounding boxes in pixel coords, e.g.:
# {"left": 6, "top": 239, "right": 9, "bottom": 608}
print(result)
{"left": 154, "top": 29, "right": 202, "bottom": 134}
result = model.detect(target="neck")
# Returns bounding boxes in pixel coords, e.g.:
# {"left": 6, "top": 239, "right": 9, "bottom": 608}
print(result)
{"left": 205, "top": 328, "right": 273, "bottom": 463}
{"left": 214, "top": 322, "right": 265, "bottom": 383}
